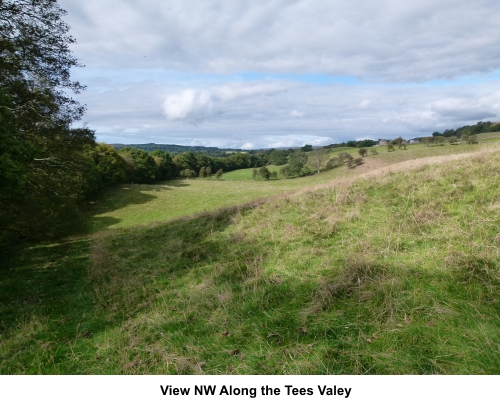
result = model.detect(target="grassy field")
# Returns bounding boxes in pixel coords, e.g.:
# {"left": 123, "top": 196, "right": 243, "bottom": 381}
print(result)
{"left": 220, "top": 165, "right": 286, "bottom": 181}
{"left": 1, "top": 137, "right": 499, "bottom": 374}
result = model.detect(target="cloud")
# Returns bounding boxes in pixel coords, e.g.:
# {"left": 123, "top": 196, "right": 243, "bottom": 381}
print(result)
{"left": 290, "top": 110, "right": 305, "bottom": 118}
{"left": 162, "top": 81, "right": 290, "bottom": 124}
{"left": 430, "top": 98, "right": 495, "bottom": 120}
{"left": 60, "top": 0, "right": 500, "bottom": 82}
{"left": 163, "top": 89, "right": 214, "bottom": 124}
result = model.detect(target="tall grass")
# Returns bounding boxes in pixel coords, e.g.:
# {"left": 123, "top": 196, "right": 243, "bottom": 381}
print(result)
{"left": 2, "top": 149, "right": 499, "bottom": 374}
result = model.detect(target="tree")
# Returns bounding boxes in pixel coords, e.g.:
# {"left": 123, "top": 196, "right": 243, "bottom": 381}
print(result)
{"left": 150, "top": 150, "right": 176, "bottom": 180}
{"left": 90, "top": 143, "right": 127, "bottom": 185}
{"left": 289, "top": 149, "right": 308, "bottom": 176}
{"left": 358, "top": 148, "right": 367, "bottom": 157}
{"left": 215, "top": 169, "right": 223, "bottom": 180}
{"left": 279, "top": 165, "right": 292, "bottom": 178}
{"left": 0, "top": 0, "right": 96, "bottom": 241}
{"left": 308, "top": 148, "right": 329, "bottom": 173}
{"left": 258, "top": 166, "right": 271, "bottom": 180}
{"left": 387, "top": 142, "right": 395, "bottom": 152}
{"left": 301, "top": 144, "right": 313, "bottom": 152}
{"left": 393, "top": 137, "right": 406, "bottom": 150}
{"left": 448, "top": 136, "right": 458, "bottom": 145}
{"left": 118, "top": 147, "right": 157, "bottom": 183}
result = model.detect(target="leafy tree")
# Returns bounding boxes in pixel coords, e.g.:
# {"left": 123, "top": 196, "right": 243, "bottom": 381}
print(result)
{"left": 118, "top": 147, "right": 157, "bottom": 183}
{"left": 89, "top": 143, "right": 127, "bottom": 185}
{"left": 270, "top": 170, "right": 278, "bottom": 179}
{"left": 199, "top": 167, "right": 207, "bottom": 178}
{"left": 387, "top": 142, "right": 395, "bottom": 152}
{"left": 173, "top": 152, "right": 198, "bottom": 173}
{"left": 289, "top": 149, "right": 308, "bottom": 176}
{"left": 448, "top": 136, "right": 458, "bottom": 145}
{"left": 357, "top": 139, "right": 377, "bottom": 147}
{"left": 150, "top": 149, "right": 176, "bottom": 180}
{"left": 258, "top": 166, "right": 271, "bottom": 180}
{"left": 393, "top": 137, "right": 406, "bottom": 149}
{"left": 179, "top": 169, "right": 196, "bottom": 178}
{"left": 338, "top": 152, "right": 354, "bottom": 164}
{"left": 0, "top": 0, "right": 96, "bottom": 241}
{"left": 468, "top": 134, "right": 478, "bottom": 144}
{"left": 346, "top": 140, "right": 357, "bottom": 148}
{"left": 279, "top": 165, "right": 292, "bottom": 178}
{"left": 326, "top": 156, "right": 342, "bottom": 169}
{"left": 308, "top": 148, "right": 329, "bottom": 173}
{"left": 268, "top": 149, "right": 287, "bottom": 165}
{"left": 301, "top": 144, "right": 313, "bottom": 152}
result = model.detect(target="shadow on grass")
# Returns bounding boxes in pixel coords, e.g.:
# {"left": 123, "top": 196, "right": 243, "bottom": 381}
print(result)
{"left": 0, "top": 238, "right": 114, "bottom": 373}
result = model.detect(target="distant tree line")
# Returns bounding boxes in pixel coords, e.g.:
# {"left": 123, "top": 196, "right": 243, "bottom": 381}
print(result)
{"left": 113, "top": 143, "right": 246, "bottom": 157}
{"left": 432, "top": 121, "right": 500, "bottom": 138}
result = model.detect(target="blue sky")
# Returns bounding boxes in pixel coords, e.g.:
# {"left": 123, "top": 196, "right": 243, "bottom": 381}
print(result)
{"left": 59, "top": 0, "right": 500, "bottom": 149}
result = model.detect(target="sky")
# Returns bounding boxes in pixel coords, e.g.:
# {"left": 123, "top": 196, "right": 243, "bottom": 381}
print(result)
{"left": 58, "top": 0, "right": 500, "bottom": 149}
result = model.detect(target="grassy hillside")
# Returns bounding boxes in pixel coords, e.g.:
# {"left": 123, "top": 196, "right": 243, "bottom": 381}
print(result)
{"left": 85, "top": 139, "right": 499, "bottom": 232}
{"left": 1, "top": 148, "right": 499, "bottom": 374}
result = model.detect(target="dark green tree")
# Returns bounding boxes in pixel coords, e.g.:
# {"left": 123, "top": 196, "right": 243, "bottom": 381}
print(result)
{"left": 150, "top": 149, "right": 176, "bottom": 180}
{"left": 289, "top": 149, "right": 308, "bottom": 176}
{"left": 0, "top": 0, "right": 96, "bottom": 241}
{"left": 118, "top": 147, "right": 157, "bottom": 183}
{"left": 258, "top": 166, "right": 271, "bottom": 180}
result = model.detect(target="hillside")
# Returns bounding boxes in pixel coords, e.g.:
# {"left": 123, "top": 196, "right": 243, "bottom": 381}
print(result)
{"left": 1, "top": 143, "right": 499, "bottom": 374}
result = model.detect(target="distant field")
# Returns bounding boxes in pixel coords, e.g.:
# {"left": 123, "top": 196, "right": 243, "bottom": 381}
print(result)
{"left": 221, "top": 165, "right": 285, "bottom": 180}
{"left": 85, "top": 139, "right": 500, "bottom": 232}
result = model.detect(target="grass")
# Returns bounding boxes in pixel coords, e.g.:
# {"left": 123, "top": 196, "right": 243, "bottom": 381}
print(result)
{"left": 1, "top": 138, "right": 500, "bottom": 374}
{"left": 221, "top": 165, "right": 285, "bottom": 180}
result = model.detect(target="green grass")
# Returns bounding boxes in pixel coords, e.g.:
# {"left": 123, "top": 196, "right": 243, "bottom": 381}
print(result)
{"left": 220, "top": 165, "right": 285, "bottom": 180}
{"left": 1, "top": 141, "right": 500, "bottom": 374}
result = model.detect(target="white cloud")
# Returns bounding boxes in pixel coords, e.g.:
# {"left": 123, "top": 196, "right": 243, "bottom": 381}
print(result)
{"left": 163, "top": 89, "right": 214, "bottom": 124}
{"left": 290, "top": 110, "right": 305, "bottom": 118}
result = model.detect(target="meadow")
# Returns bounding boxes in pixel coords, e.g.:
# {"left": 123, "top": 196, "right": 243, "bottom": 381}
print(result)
{"left": 1, "top": 137, "right": 499, "bottom": 374}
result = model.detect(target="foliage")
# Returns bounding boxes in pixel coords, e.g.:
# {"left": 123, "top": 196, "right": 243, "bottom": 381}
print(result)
{"left": 118, "top": 147, "right": 157, "bottom": 184}
{"left": 150, "top": 150, "right": 176, "bottom": 180}
{"left": 289, "top": 149, "right": 308, "bottom": 176}
{"left": 308, "top": 148, "right": 329, "bottom": 173}
{"left": 0, "top": 0, "right": 96, "bottom": 242}
{"left": 301, "top": 144, "right": 313, "bottom": 152}
{"left": 358, "top": 148, "right": 367, "bottom": 157}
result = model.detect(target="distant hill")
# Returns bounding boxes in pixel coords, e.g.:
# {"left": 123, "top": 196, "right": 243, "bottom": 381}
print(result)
{"left": 112, "top": 143, "right": 250, "bottom": 156}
